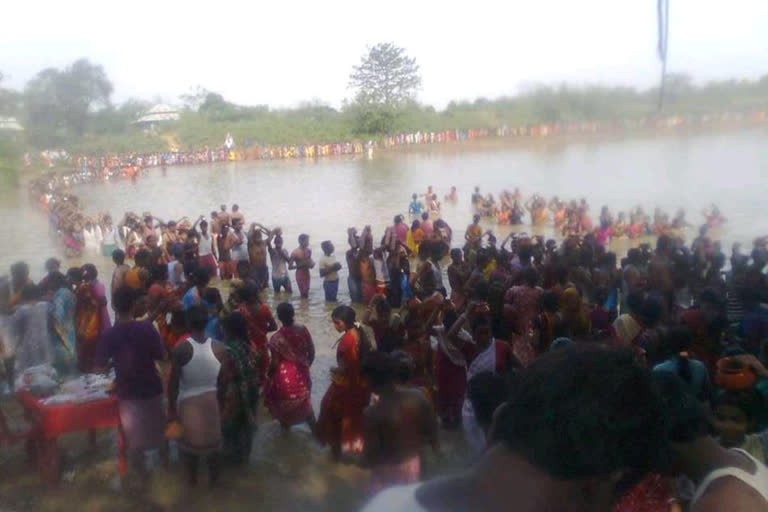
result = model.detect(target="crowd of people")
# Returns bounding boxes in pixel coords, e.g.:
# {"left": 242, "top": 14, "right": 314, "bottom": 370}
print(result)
{"left": 469, "top": 185, "right": 728, "bottom": 239}
{"left": 2, "top": 181, "right": 768, "bottom": 510}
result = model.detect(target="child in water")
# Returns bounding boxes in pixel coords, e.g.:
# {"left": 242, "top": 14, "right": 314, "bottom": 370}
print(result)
{"left": 409, "top": 194, "right": 424, "bottom": 216}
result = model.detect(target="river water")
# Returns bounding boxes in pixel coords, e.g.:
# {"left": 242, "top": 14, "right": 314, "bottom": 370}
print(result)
{"left": 0, "top": 128, "right": 767, "bottom": 510}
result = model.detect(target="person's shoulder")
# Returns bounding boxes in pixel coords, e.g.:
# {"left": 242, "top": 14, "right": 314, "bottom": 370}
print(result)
{"left": 172, "top": 337, "right": 192, "bottom": 357}
{"left": 694, "top": 475, "right": 768, "bottom": 512}
{"left": 361, "top": 483, "right": 425, "bottom": 512}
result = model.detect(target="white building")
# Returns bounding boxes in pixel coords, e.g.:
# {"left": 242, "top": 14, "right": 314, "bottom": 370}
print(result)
{"left": 134, "top": 104, "right": 180, "bottom": 128}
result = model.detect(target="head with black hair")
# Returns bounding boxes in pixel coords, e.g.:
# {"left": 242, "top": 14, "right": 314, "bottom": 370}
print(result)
{"left": 192, "top": 267, "right": 211, "bottom": 289}
{"left": 66, "top": 267, "right": 83, "bottom": 287}
{"left": 149, "top": 263, "right": 169, "bottom": 285}
{"left": 46, "top": 271, "right": 68, "bottom": 292}
{"left": 20, "top": 284, "right": 40, "bottom": 302}
{"left": 112, "top": 286, "right": 138, "bottom": 315}
{"left": 626, "top": 248, "right": 642, "bottom": 266}
{"left": 112, "top": 248, "right": 126, "bottom": 265}
{"left": 45, "top": 257, "right": 61, "bottom": 273}
{"left": 540, "top": 290, "right": 559, "bottom": 313}
{"left": 470, "top": 314, "right": 493, "bottom": 348}
{"left": 277, "top": 302, "right": 295, "bottom": 326}
{"left": 221, "top": 311, "right": 249, "bottom": 343}
{"left": 492, "top": 345, "right": 666, "bottom": 488}
{"left": 361, "top": 351, "right": 397, "bottom": 391}
{"left": 331, "top": 305, "right": 356, "bottom": 332}
{"left": 134, "top": 249, "right": 151, "bottom": 269}
{"left": 639, "top": 295, "right": 662, "bottom": 326}
{"left": 713, "top": 389, "right": 765, "bottom": 449}
{"left": 185, "top": 304, "right": 210, "bottom": 333}
{"left": 523, "top": 266, "right": 539, "bottom": 288}
{"left": 81, "top": 263, "right": 98, "bottom": 282}
{"left": 203, "top": 287, "right": 223, "bottom": 312}
{"left": 10, "top": 261, "right": 29, "bottom": 289}
{"left": 649, "top": 372, "right": 714, "bottom": 475}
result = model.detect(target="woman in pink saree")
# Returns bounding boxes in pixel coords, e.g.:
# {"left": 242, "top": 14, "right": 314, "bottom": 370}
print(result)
{"left": 265, "top": 303, "right": 316, "bottom": 429}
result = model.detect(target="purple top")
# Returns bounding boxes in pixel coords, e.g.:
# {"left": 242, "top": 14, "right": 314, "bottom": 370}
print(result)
{"left": 96, "top": 320, "right": 166, "bottom": 400}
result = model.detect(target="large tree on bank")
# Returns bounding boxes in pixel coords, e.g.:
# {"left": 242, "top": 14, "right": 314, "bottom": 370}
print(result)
{"left": 348, "top": 43, "right": 421, "bottom": 134}
{"left": 24, "top": 59, "right": 113, "bottom": 146}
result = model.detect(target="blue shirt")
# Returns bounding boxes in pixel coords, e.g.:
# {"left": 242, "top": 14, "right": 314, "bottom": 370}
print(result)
{"left": 653, "top": 357, "right": 711, "bottom": 400}
{"left": 409, "top": 201, "right": 423, "bottom": 215}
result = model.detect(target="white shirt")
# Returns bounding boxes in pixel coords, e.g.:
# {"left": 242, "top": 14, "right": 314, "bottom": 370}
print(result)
{"left": 319, "top": 254, "right": 339, "bottom": 281}
{"left": 230, "top": 231, "right": 249, "bottom": 261}
{"left": 691, "top": 449, "right": 768, "bottom": 508}
{"left": 270, "top": 248, "right": 289, "bottom": 278}
{"left": 198, "top": 233, "right": 214, "bottom": 257}
{"left": 373, "top": 257, "right": 390, "bottom": 283}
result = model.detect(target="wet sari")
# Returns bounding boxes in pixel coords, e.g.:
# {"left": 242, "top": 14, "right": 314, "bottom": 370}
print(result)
{"left": 238, "top": 303, "right": 276, "bottom": 386}
{"left": 317, "top": 329, "right": 371, "bottom": 455}
{"left": 265, "top": 325, "right": 315, "bottom": 426}
{"left": 75, "top": 280, "right": 111, "bottom": 373}
{"left": 50, "top": 287, "right": 76, "bottom": 374}
{"left": 219, "top": 338, "right": 260, "bottom": 463}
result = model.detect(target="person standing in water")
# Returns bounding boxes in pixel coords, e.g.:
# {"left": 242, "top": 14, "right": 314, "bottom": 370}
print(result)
{"left": 196, "top": 219, "right": 218, "bottom": 279}
{"left": 290, "top": 234, "right": 315, "bottom": 299}
{"left": 268, "top": 233, "right": 292, "bottom": 294}
{"left": 362, "top": 351, "right": 439, "bottom": 493}
{"left": 247, "top": 223, "right": 271, "bottom": 291}
{"left": 168, "top": 305, "right": 228, "bottom": 488}
{"left": 265, "top": 303, "right": 316, "bottom": 430}
{"left": 319, "top": 241, "right": 342, "bottom": 303}
{"left": 409, "top": 194, "right": 424, "bottom": 216}
{"left": 316, "top": 306, "right": 372, "bottom": 460}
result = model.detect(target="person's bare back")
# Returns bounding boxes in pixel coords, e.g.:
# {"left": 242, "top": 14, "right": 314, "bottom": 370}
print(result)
{"left": 363, "top": 386, "right": 438, "bottom": 467}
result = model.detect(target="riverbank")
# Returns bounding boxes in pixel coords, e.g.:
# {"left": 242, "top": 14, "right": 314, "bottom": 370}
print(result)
{"left": 16, "top": 112, "right": 768, "bottom": 190}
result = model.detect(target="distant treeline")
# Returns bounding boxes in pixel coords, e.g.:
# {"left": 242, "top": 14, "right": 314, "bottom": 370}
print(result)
{"left": 1, "top": 58, "right": 767, "bottom": 156}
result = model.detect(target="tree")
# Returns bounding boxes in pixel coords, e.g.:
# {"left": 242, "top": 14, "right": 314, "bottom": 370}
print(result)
{"left": 89, "top": 98, "right": 152, "bottom": 134}
{"left": 0, "top": 71, "right": 22, "bottom": 116}
{"left": 24, "top": 59, "right": 113, "bottom": 145}
{"left": 349, "top": 42, "right": 421, "bottom": 107}
{"left": 179, "top": 85, "right": 210, "bottom": 111}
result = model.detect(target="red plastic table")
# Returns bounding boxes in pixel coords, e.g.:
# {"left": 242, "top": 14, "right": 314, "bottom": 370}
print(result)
{"left": 15, "top": 390, "right": 126, "bottom": 485}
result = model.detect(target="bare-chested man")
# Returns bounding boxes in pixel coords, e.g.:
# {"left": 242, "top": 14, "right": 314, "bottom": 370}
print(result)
{"left": 464, "top": 214, "right": 483, "bottom": 251}
{"left": 218, "top": 204, "right": 230, "bottom": 227}
{"left": 231, "top": 204, "right": 244, "bottom": 226}
{"left": 289, "top": 234, "right": 315, "bottom": 299}
{"left": 362, "top": 351, "right": 438, "bottom": 493}
{"left": 247, "top": 223, "right": 271, "bottom": 290}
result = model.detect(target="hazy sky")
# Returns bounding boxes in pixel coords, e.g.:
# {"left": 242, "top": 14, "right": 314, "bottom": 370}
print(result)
{"left": 2, "top": 0, "right": 767, "bottom": 109}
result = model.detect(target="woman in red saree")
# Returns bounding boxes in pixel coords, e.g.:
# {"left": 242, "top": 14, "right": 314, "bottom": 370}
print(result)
{"left": 236, "top": 284, "right": 277, "bottom": 387}
{"left": 75, "top": 264, "right": 111, "bottom": 373}
{"left": 266, "top": 303, "right": 316, "bottom": 429}
{"left": 316, "top": 305, "right": 371, "bottom": 460}
{"left": 503, "top": 267, "right": 543, "bottom": 366}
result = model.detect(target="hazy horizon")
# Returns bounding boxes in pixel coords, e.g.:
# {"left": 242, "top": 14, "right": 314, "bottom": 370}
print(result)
{"left": 2, "top": 0, "right": 767, "bottom": 109}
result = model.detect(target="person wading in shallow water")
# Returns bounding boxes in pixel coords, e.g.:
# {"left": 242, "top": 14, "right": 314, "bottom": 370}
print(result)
{"left": 168, "top": 305, "right": 229, "bottom": 488}
{"left": 290, "top": 234, "right": 315, "bottom": 299}
{"left": 362, "top": 351, "right": 439, "bottom": 493}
